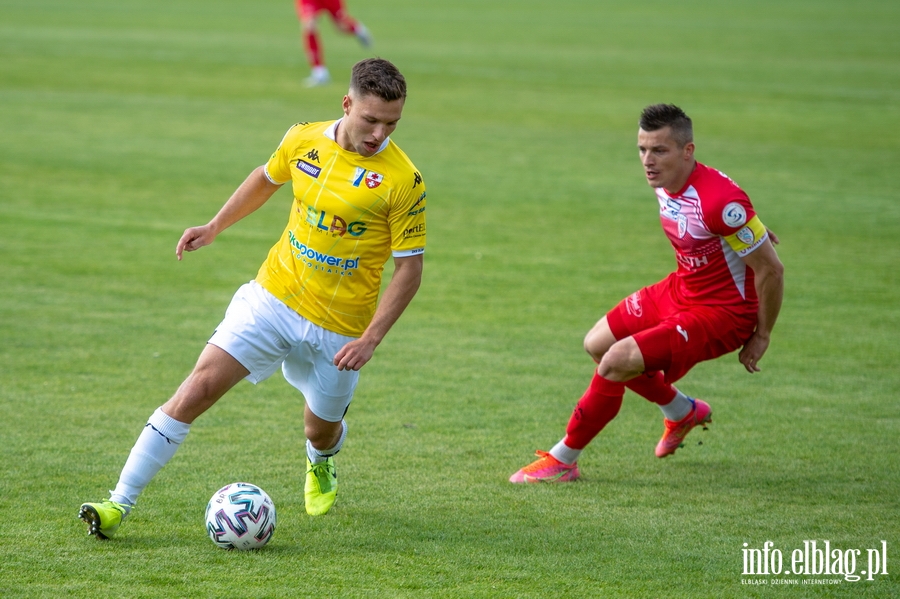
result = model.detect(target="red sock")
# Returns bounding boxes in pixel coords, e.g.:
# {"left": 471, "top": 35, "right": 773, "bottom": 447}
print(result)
{"left": 563, "top": 373, "right": 625, "bottom": 450}
{"left": 625, "top": 370, "right": 676, "bottom": 406}
{"left": 305, "top": 31, "right": 322, "bottom": 67}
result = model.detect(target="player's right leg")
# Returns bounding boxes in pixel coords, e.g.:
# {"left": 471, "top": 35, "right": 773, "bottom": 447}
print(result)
{"left": 510, "top": 370, "right": 627, "bottom": 483}
{"left": 79, "top": 282, "right": 295, "bottom": 539}
{"left": 79, "top": 345, "right": 249, "bottom": 539}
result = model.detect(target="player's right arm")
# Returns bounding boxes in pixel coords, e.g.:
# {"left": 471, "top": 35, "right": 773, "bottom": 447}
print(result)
{"left": 176, "top": 165, "right": 282, "bottom": 260}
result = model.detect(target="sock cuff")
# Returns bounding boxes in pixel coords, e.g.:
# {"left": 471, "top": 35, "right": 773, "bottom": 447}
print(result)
{"left": 148, "top": 407, "right": 191, "bottom": 444}
{"left": 307, "top": 420, "right": 347, "bottom": 460}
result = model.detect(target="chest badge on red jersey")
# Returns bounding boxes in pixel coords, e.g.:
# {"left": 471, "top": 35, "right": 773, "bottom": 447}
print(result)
{"left": 677, "top": 214, "right": 688, "bottom": 238}
{"left": 365, "top": 171, "right": 384, "bottom": 189}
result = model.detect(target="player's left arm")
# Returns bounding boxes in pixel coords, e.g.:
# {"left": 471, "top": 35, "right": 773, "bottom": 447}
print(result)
{"left": 738, "top": 237, "right": 784, "bottom": 373}
{"left": 333, "top": 253, "right": 423, "bottom": 371}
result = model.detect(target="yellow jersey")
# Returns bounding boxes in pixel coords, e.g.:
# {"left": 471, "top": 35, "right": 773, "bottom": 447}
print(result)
{"left": 255, "top": 120, "right": 426, "bottom": 337}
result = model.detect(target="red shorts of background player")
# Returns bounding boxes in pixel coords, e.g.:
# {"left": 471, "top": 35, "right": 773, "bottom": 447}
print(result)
{"left": 296, "top": 0, "right": 348, "bottom": 22}
{"left": 606, "top": 273, "right": 757, "bottom": 384}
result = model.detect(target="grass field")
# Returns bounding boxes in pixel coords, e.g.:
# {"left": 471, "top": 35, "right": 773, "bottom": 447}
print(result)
{"left": 1, "top": 0, "right": 899, "bottom": 597}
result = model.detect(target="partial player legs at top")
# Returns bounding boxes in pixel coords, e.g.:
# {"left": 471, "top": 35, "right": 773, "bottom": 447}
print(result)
{"left": 296, "top": 0, "right": 373, "bottom": 87}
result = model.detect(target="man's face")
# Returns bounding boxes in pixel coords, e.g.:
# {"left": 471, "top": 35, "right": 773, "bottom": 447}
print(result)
{"left": 338, "top": 92, "right": 404, "bottom": 157}
{"left": 637, "top": 126, "right": 695, "bottom": 193}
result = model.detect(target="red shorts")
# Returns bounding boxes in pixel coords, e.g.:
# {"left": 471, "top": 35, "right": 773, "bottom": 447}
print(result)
{"left": 606, "top": 273, "right": 757, "bottom": 384}
{"left": 296, "top": 0, "right": 347, "bottom": 20}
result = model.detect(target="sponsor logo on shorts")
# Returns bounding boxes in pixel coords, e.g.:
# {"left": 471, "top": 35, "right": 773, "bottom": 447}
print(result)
{"left": 676, "top": 325, "right": 689, "bottom": 342}
{"left": 723, "top": 202, "right": 748, "bottom": 227}
{"left": 736, "top": 226, "right": 755, "bottom": 245}
{"left": 626, "top": 292, "right": 643, "bottom": 317}
{"left": 296, "top": 159, "right": 321, "bottom": 178}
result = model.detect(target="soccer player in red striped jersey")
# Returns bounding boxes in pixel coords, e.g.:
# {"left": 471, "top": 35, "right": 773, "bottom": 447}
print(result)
{"left": 511, "top": 104, "right": 784, "bottom": 483}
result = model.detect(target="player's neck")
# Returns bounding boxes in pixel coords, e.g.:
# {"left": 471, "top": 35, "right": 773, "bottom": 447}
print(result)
{"left": 664, "top": 160, "right": 697, "bottom": 195}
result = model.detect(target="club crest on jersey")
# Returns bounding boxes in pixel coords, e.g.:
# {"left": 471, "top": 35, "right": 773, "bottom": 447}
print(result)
{"left": 677, "top": 214, "right": 688, "bottom": 238}
{"left": 365, "top": 171, "right": 384, "bottom": 189}
{"left": 722, "top": 202, "right": 747, "bottom": 227}
{"left": 736, "top": 226, "right": 755, "bottom": 245}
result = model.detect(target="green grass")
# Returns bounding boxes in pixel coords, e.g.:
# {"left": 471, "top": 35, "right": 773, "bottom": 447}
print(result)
{"left": 1, "top": 0, "right": 899, "bottom": 597}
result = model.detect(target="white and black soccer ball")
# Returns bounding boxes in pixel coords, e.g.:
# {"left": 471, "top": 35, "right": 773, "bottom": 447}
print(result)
{"left": 205, "top": 482, "right": 277, "bottom": 550}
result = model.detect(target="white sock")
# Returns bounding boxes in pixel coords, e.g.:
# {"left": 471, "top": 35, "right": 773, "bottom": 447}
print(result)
{"left": 110, "top": 408, "right": 191, "bottom": 507}
{"left": 549, "top": 439, "right": 581, "bottom": 466}
{"left": 659, "top": 390, "right": 693, "bottom": 422}
{"left": 306, "top": 420, "right": 347, "bottom": 464}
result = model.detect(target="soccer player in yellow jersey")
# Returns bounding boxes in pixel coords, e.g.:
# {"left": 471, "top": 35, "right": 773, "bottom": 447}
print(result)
{"left": 79, "top": 58, "right": 426, "bottom": 539}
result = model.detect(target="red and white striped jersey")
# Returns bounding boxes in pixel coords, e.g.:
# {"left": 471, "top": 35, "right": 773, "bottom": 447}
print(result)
{"left": 654, "top": 162, "right": 768, "bottom": 311}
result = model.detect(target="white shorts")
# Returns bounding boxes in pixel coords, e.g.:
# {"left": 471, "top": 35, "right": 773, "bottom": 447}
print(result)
{"left": 208, "top": 281, "right": 360, "bottom": 422}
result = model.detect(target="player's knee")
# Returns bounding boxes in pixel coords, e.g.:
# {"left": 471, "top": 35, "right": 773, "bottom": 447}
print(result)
{"left": 583, "top": 337, "right": 605, "bottom": 363}
{"left": 584, "top": 318, "right": 615, "bottom": 362}
{"left": 597, "top": 340, "right": 642, "bottom": 382}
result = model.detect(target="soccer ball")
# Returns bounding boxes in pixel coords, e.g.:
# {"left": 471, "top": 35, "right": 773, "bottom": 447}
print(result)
{"left": 205, "top": 482, "right": 277, "bottom": 550}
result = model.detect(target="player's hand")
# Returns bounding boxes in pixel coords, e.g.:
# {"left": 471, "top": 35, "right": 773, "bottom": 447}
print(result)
{"left": 333, "top": 338, "right": 378, "bottom": 371}
{"left": 766, "top": 228, "right": 780, "bottom": 245}
{"left": 176, "top": 225, "right": 217, "bottom": 260}
{"left": 738, "top": 332, "right": 770, "bottom": 373}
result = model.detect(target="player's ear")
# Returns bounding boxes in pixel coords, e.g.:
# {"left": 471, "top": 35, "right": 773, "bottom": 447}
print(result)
{"left": 342, "top": 95, "right": 352, "bottom": 116}
{"left": 683, "top": 141, "right": 695, "bottom": 161}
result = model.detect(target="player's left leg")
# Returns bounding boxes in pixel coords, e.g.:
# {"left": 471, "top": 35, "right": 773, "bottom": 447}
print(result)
{"left": 302, "top": 406, "right": 345, "bottom": 515}
{"left": 630, "top": 302, "right": 754, "bottom": 457}
{"left": 282, "top": 324, "right": 359, "bottom": 515}
{"left": 510, "top": 334, "right": 643, "bottom": 483}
